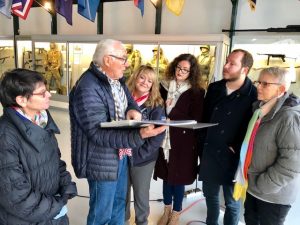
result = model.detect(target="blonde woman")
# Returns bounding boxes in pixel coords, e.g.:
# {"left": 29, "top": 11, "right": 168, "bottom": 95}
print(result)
{"left": 125, "top": 65, "right": 165, "bottom": 225}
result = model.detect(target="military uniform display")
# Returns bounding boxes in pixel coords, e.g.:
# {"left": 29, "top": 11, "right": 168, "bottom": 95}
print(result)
{"left": 197, "top": 45, "right": 215, "bottom": 88}
{"left": 0, "top": 47, "right": 15, "bottom": 77}
{"left": 45, "top": 42, "right": 62, "bottom": 92}
{"left": 148, "top": 46, "right": 169, "bottom": 80}
{"left": 123, "top": 44, "right": 142, "bottom": 80}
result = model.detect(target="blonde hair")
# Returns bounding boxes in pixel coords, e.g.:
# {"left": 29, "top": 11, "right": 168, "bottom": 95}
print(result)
{"left": 127, "top": 65, "right": 164, "bottom": 108}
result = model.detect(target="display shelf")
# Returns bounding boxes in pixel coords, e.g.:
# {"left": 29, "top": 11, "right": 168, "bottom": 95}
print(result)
{"left": 232, "top": 34, "right": 300, "bottom": 97}
{"left": 14, "top": 34, "right": 230, "bottom": 108}
{"left": 0, "top": 36, "right": 15, "bottom": 77}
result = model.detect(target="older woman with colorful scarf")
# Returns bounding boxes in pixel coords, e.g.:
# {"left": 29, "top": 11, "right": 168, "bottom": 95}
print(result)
{"left": 154, "top": 53, "right": 205, "bottom": 225}
{"left": 234, "top": 67, "right": 300, "bottom": 225}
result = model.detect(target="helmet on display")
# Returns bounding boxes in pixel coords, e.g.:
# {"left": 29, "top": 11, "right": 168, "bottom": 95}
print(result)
{"left": 152, "top": 46, "right": 163, "bottom": 54}
{"left": 200, "top": 45, "right": 210, "bottom": 51}
{"left": 125, "top": 44, "right": 133, "bottom": 54}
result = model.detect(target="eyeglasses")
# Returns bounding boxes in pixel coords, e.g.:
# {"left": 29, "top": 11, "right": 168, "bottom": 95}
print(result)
{"left": 32, "top": 90, "right": 48, "bottom": 98}
{"left": 253, "top": 81, "right": 282, "bottom": 88}
{"left": 176, "top": 66, "right": 190, "bottom": 75}
{"left": 109, "top": 55, "right": 127, "bottom": 65}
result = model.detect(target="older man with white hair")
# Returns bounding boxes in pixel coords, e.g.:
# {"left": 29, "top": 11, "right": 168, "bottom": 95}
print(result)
{"left": 69, "top": 39, "right": 166, "bottom": 225}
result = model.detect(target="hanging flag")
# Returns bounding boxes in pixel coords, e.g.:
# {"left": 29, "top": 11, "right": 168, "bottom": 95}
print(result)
{"left": 134, "top": 0, "right": 144, "bottom": 16}
{"left": 248, "top": 0, "right": 256, "bottom": 11}
{"left": 0, "top": 0, "right": 13, "bottom": 18}
{"left": 0, "top": 0, "right": 5, "bottom": 8}
{"left": 55, "top": 0, "right": 73, "bottom": 25}
{"left": 78, "top": 0, "right": 101, "bottom": 22}
{"left": 166, "top": 0, "right": 185, "bottom": 16}
{"left": 11, "top": 0, "right": 34, "bottom": 20}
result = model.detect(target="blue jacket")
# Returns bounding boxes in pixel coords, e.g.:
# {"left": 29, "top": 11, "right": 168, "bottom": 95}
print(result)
{"left": 69, "top": 62, "right": 144, "bottom": 181}
{"left": 0, "top": 108, "right": 77, "bottom": 225}
{"left": 131, "top": 104, "right": 165, "bottom": 167}
{"left": 198, "top": 77, "right": 257, "bottom": 184}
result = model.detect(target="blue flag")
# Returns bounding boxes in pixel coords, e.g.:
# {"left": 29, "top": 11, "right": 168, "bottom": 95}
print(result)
{"left": 78, "top": 0, "right": 101, "bottom": 22}
{"left": 0, "top": 0, "right": 12, "bottom": 18}
{"left": 11, "top": 0, "right": 34, "bottom": 20}
{"left": 0, "top": 0, "right": 5, "bottom": 8}
{"left": 55, "top": 0, "right": 73, "bottom": 25}
{"left": 134, "top": 0, "right": 144, "bottom": 16}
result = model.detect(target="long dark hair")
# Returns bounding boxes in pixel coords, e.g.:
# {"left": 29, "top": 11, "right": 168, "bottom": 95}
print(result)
{"left": 163, "top": 53, "right": 202, "bottom": 90}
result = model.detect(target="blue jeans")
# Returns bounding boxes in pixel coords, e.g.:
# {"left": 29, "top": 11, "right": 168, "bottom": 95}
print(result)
{"left": 203, "top": 181, "right": 241, "bottom": 225}
{"left": 87, "top": 157, "right": 128, "bottom": 225}
{"left": 163, "top": 181, "right": 185, "bottom": 212}
{"left": 244, "top": 192, "right": 291, "bottom": 225}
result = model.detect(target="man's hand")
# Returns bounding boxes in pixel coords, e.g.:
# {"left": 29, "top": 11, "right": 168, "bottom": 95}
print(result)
{"left": 140, "top": 124, "right": 167, "bottom": 139}
{"left": 126, "top": 110, "right": 142, "bottom": 121}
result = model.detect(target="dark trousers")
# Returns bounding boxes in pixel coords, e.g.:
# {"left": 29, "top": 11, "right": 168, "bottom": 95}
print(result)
{"left": 163, "top": 181, "right": 185, "bottom": 212}
{"left": 202, "top": 181, "right": 241, "bottom": 225}
{"left": 244, "top": 193, "right": 291, "bottom": 225}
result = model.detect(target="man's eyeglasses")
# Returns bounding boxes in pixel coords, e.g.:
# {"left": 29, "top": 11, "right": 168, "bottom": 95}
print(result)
{"left": 32, "top": 90, "right": 48, "bottom": 98}
{"left": 253, "top": 81, "right": 282, "bottom": 88}
{"left": 109, "top": 55, "right": 127, "bottom": 65}
{"left": 176, "top": 66, "right": 190, "bottom": 75}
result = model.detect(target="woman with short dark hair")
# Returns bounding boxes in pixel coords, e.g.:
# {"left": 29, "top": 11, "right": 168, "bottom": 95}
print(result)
{"left": 0, "top": 69, "right": 77, "bottom": 225}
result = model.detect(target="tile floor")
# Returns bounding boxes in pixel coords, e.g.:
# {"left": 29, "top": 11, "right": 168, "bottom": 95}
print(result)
{"left": 0, "top": 105, "right": 299, "bottom": 225}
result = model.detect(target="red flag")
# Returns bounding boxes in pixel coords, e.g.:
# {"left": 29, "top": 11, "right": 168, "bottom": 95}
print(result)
{"left": 134, "top": 0, "right": 144, "bottom": 16}
{"left": 11, "top": 0, "right": 33, "bottom": 20}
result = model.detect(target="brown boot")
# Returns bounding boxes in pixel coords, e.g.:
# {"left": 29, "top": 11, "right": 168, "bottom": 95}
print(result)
{"left": 157, "top": 205, "right": 172, "bottom": 225}
{"left": 167, "top": 210, "right": 181, "bottom": 225}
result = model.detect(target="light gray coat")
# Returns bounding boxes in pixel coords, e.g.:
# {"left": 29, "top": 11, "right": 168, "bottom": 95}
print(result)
{"left": 248, "top": 93, "right": 300, "bottom": 205}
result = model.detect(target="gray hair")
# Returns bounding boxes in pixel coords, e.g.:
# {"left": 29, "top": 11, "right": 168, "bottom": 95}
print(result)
{"left": 260, "top": 67, "right": 291, "bottom": 90}
{"left": 92, "top": 39, "right": 122, "bottom": 66}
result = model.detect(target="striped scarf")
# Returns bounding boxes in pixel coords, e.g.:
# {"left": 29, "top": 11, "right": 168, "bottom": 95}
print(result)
{"left": 233, "top": 108, "right": 262, "bottom": 202}
{"left": 101, "top": 67, "right": 131, "bottom": 160}
{"left": 233, "top": 95, "right": 280, "bottom": 202}
{"left": 13, "top": 107, "right": 48, "bottom": 128}
{"left": 133, "top": 92, "right": 149, "bottom": 107}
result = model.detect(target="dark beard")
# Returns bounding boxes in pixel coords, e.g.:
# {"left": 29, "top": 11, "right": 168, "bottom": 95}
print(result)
{"left": 223, "top": 76, "right": 241, "bottom": 82}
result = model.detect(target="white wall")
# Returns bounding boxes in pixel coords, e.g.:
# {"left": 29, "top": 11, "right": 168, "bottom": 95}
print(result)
{"left": 0, "top": 0, "right": 231, "bottom": 36}
{"left": 236, "top": 0, "right": 300, "bottom": 30}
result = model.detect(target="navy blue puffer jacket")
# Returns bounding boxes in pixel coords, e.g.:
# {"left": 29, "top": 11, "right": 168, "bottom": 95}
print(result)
{"left": 69, "top": 62, "right": 144, "bottom": 181}
{"left": 0, "top": 108, "right": 77, "bottom": 225}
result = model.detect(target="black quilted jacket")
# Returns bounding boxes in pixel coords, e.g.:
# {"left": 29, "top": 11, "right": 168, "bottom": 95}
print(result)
{"left": 0, "top": 108, "right": 77, "bottom": 225}
{"left": 69, "top": 62, "right": 144, "bottom": 181}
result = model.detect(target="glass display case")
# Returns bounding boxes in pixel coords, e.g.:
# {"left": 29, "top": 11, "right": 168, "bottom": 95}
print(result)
{"left": 232, "top": 34, "right": 300, "bottom": 97}
{"left": 0, "top": 36, "right": 15, "bottom": 77}
{"left": 15, "top": 34, "right": 230, "bottom": 108}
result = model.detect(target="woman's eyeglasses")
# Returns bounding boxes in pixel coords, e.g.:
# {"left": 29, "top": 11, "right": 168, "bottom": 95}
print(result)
{"left": 176, "top": 66, "right": 190, "bottom": 75}
{"left": 253, "top": 81, "right": 281, "bottom": 88}
{"left": 32, "top": 90, "right": 48, "bottom": 98}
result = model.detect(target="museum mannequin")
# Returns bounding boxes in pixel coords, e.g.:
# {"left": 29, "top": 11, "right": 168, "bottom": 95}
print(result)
{"left": 197, "top": 45, "right": 214, "bottom": 88}
{"left": 45, "top": 42, "right": 62, "bottom": 92}
{"left": 148, "top": 46, "right": 169, "bottom": 81}
{"left": 123, "top": 44, "right": 142, "bottom": 80}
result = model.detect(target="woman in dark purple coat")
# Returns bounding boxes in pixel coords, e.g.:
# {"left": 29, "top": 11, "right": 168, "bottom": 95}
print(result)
{"left": 154, "top": 53, "right": 205, "bottom": 225}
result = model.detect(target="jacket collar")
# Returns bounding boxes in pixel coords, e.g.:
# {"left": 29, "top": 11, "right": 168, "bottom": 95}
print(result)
{"left": 88, "top": 62, "right": 126, "bottom": 85}
{"left": 4, "top": 107, "right": 60, "bottom": 152}
{"left": 221, "top": 76, "right": 255, "bottom": 97}
{"left": 260, "top": 92, "right": 300, "bottom": 122}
